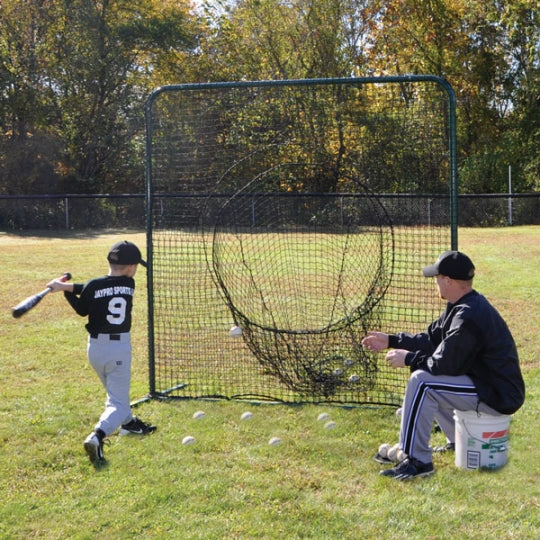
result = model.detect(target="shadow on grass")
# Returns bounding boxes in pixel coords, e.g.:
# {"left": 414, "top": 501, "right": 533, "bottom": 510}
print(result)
{"left": 0, "top": 228, "right": 144, "bottom": 240}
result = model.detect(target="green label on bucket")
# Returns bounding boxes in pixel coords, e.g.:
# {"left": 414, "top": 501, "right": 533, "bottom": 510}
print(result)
{"left": 481, "top": 443, "right": 506, "bottom": 451}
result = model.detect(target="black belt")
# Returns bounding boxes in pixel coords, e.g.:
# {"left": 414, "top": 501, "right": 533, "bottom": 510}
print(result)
{"left": 90, "top": 333, "right": 121, "bottom": 341}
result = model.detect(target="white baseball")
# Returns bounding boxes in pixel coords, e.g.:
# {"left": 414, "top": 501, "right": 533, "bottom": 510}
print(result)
{"left": 229, "top": 325, "right": 243, "bottom": 337}
{"left": 317, "top": 412, "right": 330, "bottom": 422}
{"left": 182, "top": 435, "right": 196, "bottom": 445}
{"left": 396, "top": 449, "right": 407, "bottom": 462}
{"left": 324, "top": 420, "right": 337, "bottom": 430}
{"left": 378, "top": 443, "right": 391, "bottom": 458}
{"left": 268, "top": 437, "right": 282, "bottom": 446}
{"left": 193, "top": 410, "right": 205, "bottom": 419}
{"left": 240, "top": 411, "right": 253, "bottom": 420}
{"left": 348, "top": 374, "right": 359, "bottom": 382}
{"left": 387, "top": 443, "right": 400, "bottom": 461}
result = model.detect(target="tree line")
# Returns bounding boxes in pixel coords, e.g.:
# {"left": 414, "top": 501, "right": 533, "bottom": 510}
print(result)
{"left": 1, "top": 0, "right": 538, "bottom": 196}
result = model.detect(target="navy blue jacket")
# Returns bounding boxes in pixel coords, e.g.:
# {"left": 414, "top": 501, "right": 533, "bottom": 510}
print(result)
{"left": 388, "top": 290, "right": 525, "bottom": 415}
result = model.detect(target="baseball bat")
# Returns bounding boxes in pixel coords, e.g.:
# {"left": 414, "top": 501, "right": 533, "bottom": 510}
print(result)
{"left": 12, "top": 272, "right": 72, "bottom": 318}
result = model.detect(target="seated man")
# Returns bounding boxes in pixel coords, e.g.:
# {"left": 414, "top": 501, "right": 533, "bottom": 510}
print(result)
{"left": 362, "top": 250, "right": 525, "bottom": 480}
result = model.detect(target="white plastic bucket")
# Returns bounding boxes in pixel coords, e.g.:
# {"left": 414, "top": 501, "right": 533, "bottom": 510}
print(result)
{"left": 453, "top": 409, "right": 511, "bottom": 470}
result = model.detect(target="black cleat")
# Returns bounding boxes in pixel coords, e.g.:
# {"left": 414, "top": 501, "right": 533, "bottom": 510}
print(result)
{"left": 119, "top": 416, "right": 157, "bottom": 436}
{"left": 84, "top": 432, "right": 105, "bottom": 463}
{"left": 380, "top": 457, "right": 435, "bottom": 481}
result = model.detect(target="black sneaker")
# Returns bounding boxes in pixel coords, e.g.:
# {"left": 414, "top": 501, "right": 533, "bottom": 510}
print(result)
{"left": 119, "top": 416, "right": 157, "bottom": 436}
{"left": 380, "top": 457, "right": 435, "bottom": 481}
{"left": 84, "top": 432, "right": 105, "bottom": 463}
{"left": 433, "top": 442, "right": 455, "bottom": 453}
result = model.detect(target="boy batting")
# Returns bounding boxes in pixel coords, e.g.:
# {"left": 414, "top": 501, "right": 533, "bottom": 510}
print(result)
{"left": 47, "top": 240, "right": 156, "bottom": 465}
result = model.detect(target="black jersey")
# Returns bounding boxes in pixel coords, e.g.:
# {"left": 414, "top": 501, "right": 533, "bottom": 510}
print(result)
{"left": 64, "top": 275, "right": 136, "bottom": 335}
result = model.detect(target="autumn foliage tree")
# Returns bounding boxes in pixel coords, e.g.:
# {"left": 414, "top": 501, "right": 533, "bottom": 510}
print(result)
{"left": 0, "top": 0, "right": 538, "bottom": 194}
{"left": 0, "top": 0, "right": 196, "bottom": 194}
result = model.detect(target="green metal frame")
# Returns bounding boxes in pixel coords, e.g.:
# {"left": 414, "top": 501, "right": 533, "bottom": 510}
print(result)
{"left": 144, "top": 76, "right": 458, "bottom": 399}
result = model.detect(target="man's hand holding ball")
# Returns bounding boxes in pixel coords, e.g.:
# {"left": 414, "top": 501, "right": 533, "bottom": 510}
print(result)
{"left": 385, "top": 349, "right": 408, "bottom": 369}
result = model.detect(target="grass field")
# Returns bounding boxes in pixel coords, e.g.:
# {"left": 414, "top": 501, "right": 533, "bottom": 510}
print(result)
{"left": 0, "top": 227, "right": 539, "bottom": 539}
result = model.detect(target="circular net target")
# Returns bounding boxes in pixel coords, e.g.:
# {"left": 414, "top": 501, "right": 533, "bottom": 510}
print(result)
{"left": 210, "top": 163, "right": 394, "bottom": 397}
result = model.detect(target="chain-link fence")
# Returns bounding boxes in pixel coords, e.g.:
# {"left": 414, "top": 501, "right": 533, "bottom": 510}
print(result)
{"left": 0, "top": 193, "right": 538, "bottom": 231}
{"left": 0, "top": 194, "right": 145, "bottom": 230}
{"left": 0, "top": 193, "right": 540, "bottom": 232}
{"left": 457, "top": 194, "right": 540, "bottom": 227}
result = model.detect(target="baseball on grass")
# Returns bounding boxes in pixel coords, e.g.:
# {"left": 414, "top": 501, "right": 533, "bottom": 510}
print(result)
{"left": 387, "top": 443, "right": 400, "bottom": 461}
{"left": 396, "top": 449, "right": 407, "bottom": 462}
{"left": 240, "top": 411, "right": 253, "bottom": 421}
{"left": 324, "top": 420, "right": 337, "bottom": 430}
{"left": 193, "top": 410, "right": 206, "bottom": 420}
{"left": 317, "top": 412, "right": 330, "bottom": 422}
{"left": 378, "top": 443, "right": 391, "bottom": 458}
{"left": 268, "top": 437, "right": 282, "bottom": 446}
{"left": 182, "top": 435, "right": 196, "bottom": 445}
{"left": 229, "top": 325, "right": 243, "bottom": 337}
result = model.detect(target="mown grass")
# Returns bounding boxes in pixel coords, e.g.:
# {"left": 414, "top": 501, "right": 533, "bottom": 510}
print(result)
{"left": 0, "top": 227, "right": 539, "bottom": 539}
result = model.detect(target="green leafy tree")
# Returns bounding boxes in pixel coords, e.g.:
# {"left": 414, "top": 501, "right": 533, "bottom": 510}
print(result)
{"left": 170, "top": 0, "right": 387, "bottom": 193}
{"left": 180, "top": 0, "right": 381, "bottom": 81}
{"left": 1, "top": 0, "right": 537, "bottom": 196}
{"left": 0, "top": 0, "right": 196, "bottom": 194}
{"left": 367, "top": 0, "right": 539, "bottom": 192}
{"left": 0, "top": 1, "right": 60, "bottom": 193}
{"left": 499, "top": 1, "right": 539, "bottom": 191}
{"left": 46, "top": 0, "right": 195, "bottom": 192}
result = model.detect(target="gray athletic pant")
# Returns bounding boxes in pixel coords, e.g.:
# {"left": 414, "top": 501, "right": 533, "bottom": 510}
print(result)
{"left": 399, "top": 369, "right": 502, "bottom": 464}
{"left": 87, "top": 333, "right": 134, "bottom": 436}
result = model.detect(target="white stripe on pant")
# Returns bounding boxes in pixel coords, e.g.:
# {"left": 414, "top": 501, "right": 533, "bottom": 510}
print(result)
{"left": 399, "top": 370, "right": 502, "bottom": 463}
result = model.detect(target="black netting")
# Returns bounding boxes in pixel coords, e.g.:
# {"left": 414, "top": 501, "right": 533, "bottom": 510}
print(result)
{"left": 146, "top": 78, "right": 454, "bottom": 405}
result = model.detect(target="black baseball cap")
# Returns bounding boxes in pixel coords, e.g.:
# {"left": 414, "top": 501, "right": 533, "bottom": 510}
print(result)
{"left": 107, "top": 241, "right": 147, "bottom": 267}
{"left": 422, "top": 250, "right": 475, "bottom": 280}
